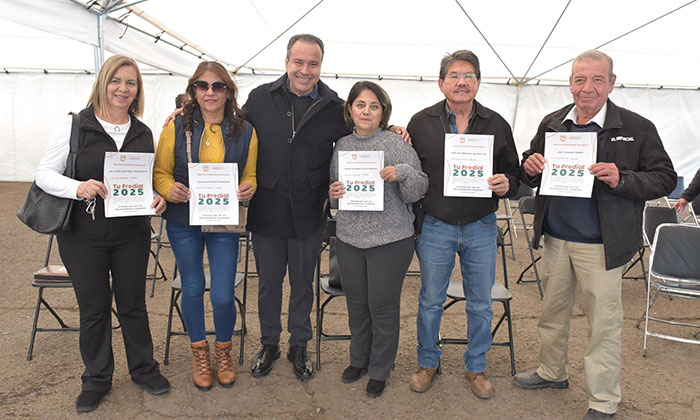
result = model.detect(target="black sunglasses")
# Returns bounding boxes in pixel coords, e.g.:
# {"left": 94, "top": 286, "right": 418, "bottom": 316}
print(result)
{"left": 192, "top": 80, "right": 227, "bottom": 93}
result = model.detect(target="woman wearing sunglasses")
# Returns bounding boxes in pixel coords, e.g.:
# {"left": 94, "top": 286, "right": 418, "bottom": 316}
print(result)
{"left": 154, "top": 61, "right": 258, "bottom": 390}
{"left": 329, "top": 81, "right": 428, "bottom": 397}
{"left": 34, "top": 55, "right": 170, "bottom": 412}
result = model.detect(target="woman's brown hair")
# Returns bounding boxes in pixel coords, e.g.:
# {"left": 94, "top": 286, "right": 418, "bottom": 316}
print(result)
{"left": 183, "top": 61, "right": 244, "bottom": 136}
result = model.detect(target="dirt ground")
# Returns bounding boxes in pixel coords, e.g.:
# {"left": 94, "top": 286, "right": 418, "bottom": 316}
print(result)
{"left": 0, "top": 181, "right": 698, "bottom": 420}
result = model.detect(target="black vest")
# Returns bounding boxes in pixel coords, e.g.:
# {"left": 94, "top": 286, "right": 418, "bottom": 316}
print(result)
{"left": 162, "top": 111, "right": 253, "bottom": 226}
{"left": 67, "top": 106, "right": 153, "bottom": 238}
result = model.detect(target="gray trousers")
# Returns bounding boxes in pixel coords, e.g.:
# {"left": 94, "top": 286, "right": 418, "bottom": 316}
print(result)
{"left": 335, "top": 236, "right": 414, "bottom": 380}
{"left": 253, "top": 225, "right": 323, "bottom": 347}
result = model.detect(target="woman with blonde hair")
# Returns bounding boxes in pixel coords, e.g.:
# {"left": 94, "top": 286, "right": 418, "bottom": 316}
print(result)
{"left": 154, "top": 61, "right": 258, "bottom": 390}
{"left": 35, "top": 54, "right": 170, "bottom": 412}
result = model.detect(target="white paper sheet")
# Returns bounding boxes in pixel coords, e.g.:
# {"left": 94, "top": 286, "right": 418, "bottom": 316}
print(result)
{"left": 103, "top": 152, "right": 156, "bottom": 218}
{"left": 187, "top": 163, "right": 238, "bottom": 225}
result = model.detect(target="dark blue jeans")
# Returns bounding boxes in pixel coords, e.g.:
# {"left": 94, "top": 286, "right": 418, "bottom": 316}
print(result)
{"left": 167, "top": 220, "right": 239, "bottom": 343}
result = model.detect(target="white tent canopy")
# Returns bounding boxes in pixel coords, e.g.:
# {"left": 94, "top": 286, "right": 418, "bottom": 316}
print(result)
{"left": 1, "top": 0, "right": 699, "bottom": 183}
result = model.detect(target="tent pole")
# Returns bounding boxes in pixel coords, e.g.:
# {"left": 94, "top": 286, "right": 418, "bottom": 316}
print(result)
{"left": 512, "top": 84, "right": 522, "bottom": 133}
{"left": 95, "top": 13, "right": 106, "bottom": 74}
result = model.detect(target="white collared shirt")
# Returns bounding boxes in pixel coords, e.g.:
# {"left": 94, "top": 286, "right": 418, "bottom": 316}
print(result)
{"left": 35, "top": 114, "right": 131, "bottom": 199}
{"left": 562, "top": 102, "right": 607, "bottom": 128}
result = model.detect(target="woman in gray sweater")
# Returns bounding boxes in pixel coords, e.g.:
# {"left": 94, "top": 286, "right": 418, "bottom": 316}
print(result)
{"left": 329, "top": 81, "right": 428, "bottom": 397}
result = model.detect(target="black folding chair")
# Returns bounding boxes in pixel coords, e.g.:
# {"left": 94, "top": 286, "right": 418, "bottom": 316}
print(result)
{"left": 163, "top": 232, "right": 250, "bottom": 365}
{"left": 691, "top": 195, "right": 700, "bottom": 226}
{"left": 27, "top": 235, "right": 79, "bottom": 360}
{"left": 438, "top": 228, "right": 516, "bottom": 375}
{"left": 148, "top": 215, "right": 169, "bottom": 297}
{"left": 516, "top": 196, "right": 543, "bottom": 299}
{"left": 28, "top": 235, "right": 119, "bottom": 360}
{"left": 625, "top": 205, "right": 679, "bottom": 282}
{"left": 315, "top": 218, "right": 351, "bottom": 369}
{"left": 498, "top": 184, "right": 535, "bottom": 260}
{"left": 642, "top": 224, "right": 700, "bottom": 356}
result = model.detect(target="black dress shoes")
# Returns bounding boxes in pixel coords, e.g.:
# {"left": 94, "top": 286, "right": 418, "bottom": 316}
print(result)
{"left": 76, "top": 389, "right": 109, "bottom": 413}
{"left": 251, "top": 344, "right": 281, "bottom": 378}
{"left": 133, "top": 373, "right": 171, "bottom": 395}
{"left": 287, "top": 345, "right": 314, "bottom": 381}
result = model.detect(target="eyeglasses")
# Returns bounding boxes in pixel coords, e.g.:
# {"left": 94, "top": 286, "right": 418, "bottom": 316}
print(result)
{"left": 445, "top": 72, "right": 477, "bottom": 82}
{"left": 192, "top": 81, "right": 227, "bottom": 93}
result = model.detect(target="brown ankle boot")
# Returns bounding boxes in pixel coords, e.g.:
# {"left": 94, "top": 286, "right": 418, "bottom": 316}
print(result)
{"left": 214, "top": 341, "right": 237, "bottom": 387}
{"left": 191, "top": 340, "right": 213, "bottom": 391}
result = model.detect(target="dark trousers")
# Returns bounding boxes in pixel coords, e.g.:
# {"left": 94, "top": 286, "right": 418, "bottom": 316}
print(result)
{"left": 335, "top": 236, "right": 414, "bottom": 380}
{"left": 252, "top": 225, "right": 323, "bottom": 347}
{"left": 57, "top": 230, "right": 160, "bottom": 392}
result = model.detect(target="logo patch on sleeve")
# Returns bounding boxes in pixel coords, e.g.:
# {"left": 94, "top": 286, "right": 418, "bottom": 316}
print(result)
{"left": 611, "top": 136, "right": 634, "bottom": 142}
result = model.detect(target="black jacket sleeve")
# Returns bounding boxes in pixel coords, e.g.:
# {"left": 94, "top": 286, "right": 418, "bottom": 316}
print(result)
{"left": 681, "top": 167, "right": 700, "bottom": 202}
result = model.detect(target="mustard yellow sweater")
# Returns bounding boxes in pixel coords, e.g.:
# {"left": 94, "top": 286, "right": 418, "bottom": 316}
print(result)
{"left": 154, "top": 121, "right": 258, "bottom": 201}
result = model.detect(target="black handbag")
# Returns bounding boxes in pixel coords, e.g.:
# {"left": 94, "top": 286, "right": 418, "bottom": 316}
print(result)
{"left": 17, "top": 113, "right": 81, "bottom": 234}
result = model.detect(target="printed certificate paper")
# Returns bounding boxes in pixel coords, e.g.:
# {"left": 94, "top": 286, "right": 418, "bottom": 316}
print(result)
{"left": 338, "top": 150, "right": 384, "bottom": 211}
{"left": 103, "top": 152, "right": 156, "bottom": 218}
{"left": 443, "top": 134, "right": 494, "bottom": 198}
{"left": 188, "top": 163, "right": 239, "bottom": 225}
{"left": 540, "top": 132, "right": 597, "bottom": 198}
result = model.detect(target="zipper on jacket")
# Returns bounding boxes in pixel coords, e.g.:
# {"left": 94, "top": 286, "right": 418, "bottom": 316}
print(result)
{"left": 291, "top": 97, "right": 324, "bottom": 139}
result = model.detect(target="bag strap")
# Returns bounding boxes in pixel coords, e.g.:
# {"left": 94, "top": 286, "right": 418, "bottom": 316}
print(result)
{"left": 63, "top": 112, "right": 81, "bottom": 179}
{"left": 68, "top": 112, "right": 80, "bottom": 153}
{"left": 185, "top": 130, "right": 193, "bottom": 164}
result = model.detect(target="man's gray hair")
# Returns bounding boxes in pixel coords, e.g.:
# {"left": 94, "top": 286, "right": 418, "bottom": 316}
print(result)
{"left": 573, "top": 50, "right": 614, "bottom": 80}
{"left": 286, "top": 34, "right": 325, "bottom": 60}
{"left": 439, "top": 50, "right": 481, "bottom": 80}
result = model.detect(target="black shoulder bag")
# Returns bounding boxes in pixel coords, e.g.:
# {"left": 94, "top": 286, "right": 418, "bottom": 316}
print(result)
{"left": 17, "top": 113, "right": 81, "bottom": 234}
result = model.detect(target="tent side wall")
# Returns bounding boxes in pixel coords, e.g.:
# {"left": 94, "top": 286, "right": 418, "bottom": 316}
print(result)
{"left": 1, "top": 73, "right": 697, "bottom": 184}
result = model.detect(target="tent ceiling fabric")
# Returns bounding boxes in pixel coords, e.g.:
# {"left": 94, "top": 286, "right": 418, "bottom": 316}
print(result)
{"left": 2, "top": 0, "right": 699, "bottom": 86}
{"left": 0, "top": 0, "right": 698, "bottom": 184}
{"left": 124, "top": 0, "right": 699, "bottom": 86}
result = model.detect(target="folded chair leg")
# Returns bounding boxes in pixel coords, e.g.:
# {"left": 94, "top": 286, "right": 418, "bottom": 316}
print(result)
{"left": 164, "top": 287, "right": 178, "bottom": 366}
{"left": 504, "top": 301, "right": 515, "bottom": 375}
{"left": 315, "top": 261, "right": 321, "bottom": 370}
{"left": 637, "top": 289, "right": 661, "bottom": 329}
{"left": 27, "top": 288, "right": 45, "bottom": 361}
{"left": 41, "top": 296, "right": 72, "bottom": 329}
{"left": 235, "top": 296, "right": 245, "bottom": 365}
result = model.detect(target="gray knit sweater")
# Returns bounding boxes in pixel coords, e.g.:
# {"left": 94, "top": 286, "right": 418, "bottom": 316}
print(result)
{"left": 330, "top": 129, "right": 428, "bottom": 249}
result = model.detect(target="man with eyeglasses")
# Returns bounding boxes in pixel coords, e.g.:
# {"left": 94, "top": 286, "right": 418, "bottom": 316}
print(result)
{"left": 406, "top": 50, "right": 520, "bottom": 399}
{"left": 242, "top": 34, "right": 409, "bottom": 381}
{"left": 514, "top": 50, "right": 676, "bottom": 420}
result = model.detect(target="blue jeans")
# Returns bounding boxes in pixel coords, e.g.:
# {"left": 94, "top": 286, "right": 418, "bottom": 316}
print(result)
{"left": 166, "top": 221, "right": 239, "bottom": 343}
{"left": 415, "top": 213, "right": 497, "bottom": 372}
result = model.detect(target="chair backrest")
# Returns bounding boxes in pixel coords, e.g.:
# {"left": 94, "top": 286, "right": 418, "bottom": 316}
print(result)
{"left": 643, "top": 206, "right": 679, "bottom": 246}
{"left": 513, "top": 183, "right": 535, "bottom": 201}
{"left": 42, "top": 235, "right": 54, "bottom": 267}
{"left": 323, "top": 218, "right": 336, "bottom": 242}
{"left": 691, "top": 195, "right": 700, "bottom": 215}
{"left": 649, "top": 224, "right": 700, "bottom": 281}
{"left": 518, "top": 196, "right": 536, "bottom": 215}
{"left": 668, "top": 176, "right": 685, "bottom": 200}
{"left": 33, "top": 234, "right": 71, "bottom": 283}
{"left": 496, "top": 226, "right": 509, "bottom": 289}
